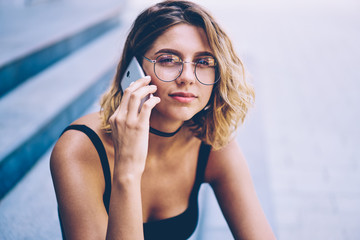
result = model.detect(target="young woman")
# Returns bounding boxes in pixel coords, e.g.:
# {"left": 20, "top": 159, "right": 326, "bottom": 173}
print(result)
{"left": 50, "top": 1, "right": 276, "bottom": 239}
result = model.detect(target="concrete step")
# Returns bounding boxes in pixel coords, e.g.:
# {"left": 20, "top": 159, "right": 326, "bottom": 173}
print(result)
{"left": 0, "top": 0, "right": 125, "bottom": 98}
{"left": 0, "top": 148, "right": 61, "bottom": 240}
{"left": 0, "top": 25, "right": 128, "bottom": 199}
{"left": 0, "top": 99, "right": 102, "bottom": 240}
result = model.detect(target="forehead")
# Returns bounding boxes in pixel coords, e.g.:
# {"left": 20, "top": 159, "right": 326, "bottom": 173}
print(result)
{"left": 146, "top": 24, "right": 212, "bottom": 57}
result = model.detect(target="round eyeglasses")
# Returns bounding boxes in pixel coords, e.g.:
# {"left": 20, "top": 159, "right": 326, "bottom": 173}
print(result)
{"left": 143, "top": 54, "right": 220, "bottom": 85}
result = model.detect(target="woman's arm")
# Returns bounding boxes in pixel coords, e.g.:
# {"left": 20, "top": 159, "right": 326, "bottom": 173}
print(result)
{"left": 205, "top": 139, "right": 276, "bottom": 240}
{"left": 106, "top": 76, "right": 160, "bottom": 239}
{"left": 50, "top": 129, "right": 109, "bottom": 239}
{"left": 51, "top": 76, "right": 160, "bottom": 240}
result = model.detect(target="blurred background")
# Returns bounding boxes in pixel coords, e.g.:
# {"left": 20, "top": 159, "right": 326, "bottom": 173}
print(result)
{"left": 0, "top": 0, "right": 359, "bottom": 239}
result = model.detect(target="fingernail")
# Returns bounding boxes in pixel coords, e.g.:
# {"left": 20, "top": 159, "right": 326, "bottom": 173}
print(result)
{"left": 130, "top": 81, "right": 134, "bottom": 86}
{"left": 145, "top": 76, "right": 151, "bottom": 80}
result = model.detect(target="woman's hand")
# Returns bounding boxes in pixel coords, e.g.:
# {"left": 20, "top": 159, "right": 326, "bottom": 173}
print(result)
{"left": 107, "top": 76, "right": 159, "bottom": 239}
{"left": 109, "top": 76, "right": 160, "bottom": 180}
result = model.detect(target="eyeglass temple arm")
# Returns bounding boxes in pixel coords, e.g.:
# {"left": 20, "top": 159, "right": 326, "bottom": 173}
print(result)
{"left": 143, "top": 56, "right": 156, "bottom": 63}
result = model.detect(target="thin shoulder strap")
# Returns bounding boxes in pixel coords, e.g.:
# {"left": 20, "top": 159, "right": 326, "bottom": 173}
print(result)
{"left": 189, "top": 142, "right": 211, "bottom": 201}
{"left": 196, "top": 142, "right": 212, "bottom": 183}
{"left": 61, "top": 124, "right": 112, "bottom": 213}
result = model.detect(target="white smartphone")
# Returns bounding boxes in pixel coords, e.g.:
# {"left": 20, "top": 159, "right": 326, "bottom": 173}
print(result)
{"left": 121, "top": 57, "right": 150, "bottom": 112}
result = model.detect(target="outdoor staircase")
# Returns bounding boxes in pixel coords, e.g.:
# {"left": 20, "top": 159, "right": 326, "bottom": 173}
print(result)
{"left": 0, "top": 1, "right": 128, "bottom": 238}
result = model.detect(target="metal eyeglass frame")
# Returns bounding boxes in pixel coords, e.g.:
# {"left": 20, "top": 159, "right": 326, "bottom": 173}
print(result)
{"left": 143, "top": 54, "right": 220, "bottom": 85}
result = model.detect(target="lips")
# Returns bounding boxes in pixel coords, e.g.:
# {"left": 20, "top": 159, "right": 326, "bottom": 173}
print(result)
{"left": 169, "top": 92, "right": 196, "bottom": 98}
{"left": 169, "top": 92, "right": 197, "bottom": 103}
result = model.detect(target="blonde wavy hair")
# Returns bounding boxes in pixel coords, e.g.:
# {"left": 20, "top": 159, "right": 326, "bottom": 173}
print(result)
{"left": 100, "top": 0, "right": 254, "bottom": 150}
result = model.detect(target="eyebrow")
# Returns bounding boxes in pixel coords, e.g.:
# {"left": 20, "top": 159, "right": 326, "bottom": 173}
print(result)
{"left": 154, "top": 48, "right": 215, "bottom": 58}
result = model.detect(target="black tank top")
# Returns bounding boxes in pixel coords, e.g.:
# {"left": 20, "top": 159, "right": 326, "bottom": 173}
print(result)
{"left": 59, "top": 124, "right": 211, "bottom": 240}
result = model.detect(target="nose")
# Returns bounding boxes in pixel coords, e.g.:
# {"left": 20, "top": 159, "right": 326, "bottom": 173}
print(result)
{"left": 175, "top": 62, "right": 196, "bottom": 85}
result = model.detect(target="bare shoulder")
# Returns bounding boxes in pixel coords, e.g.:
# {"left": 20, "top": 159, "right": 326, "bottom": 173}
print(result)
{"left": 51, "top": 112, "right": 103, "bottom": 162}
{"left": 50, "top": 112, "right": 109, "bottom": 238}
{"left": 50, "top": 112, "right": 106, "bottom": 193}
{"left": 204, "top": 138, "right": 246, "bottom": 184}
{"left": 204, "top": 139, "right": 277, "bottom": 239}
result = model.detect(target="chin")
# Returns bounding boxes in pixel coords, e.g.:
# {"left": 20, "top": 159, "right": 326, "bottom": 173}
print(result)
{"left": 170, "top": 111, "right": 195, "bottom": 122}
{"left": 155, "top": 105, "right": 199, "bottom": 122}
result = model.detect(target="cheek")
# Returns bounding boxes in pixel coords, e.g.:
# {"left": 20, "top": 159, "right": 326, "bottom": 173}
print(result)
{"left": 142, "top": 65, "right": 163, "bottom": 88}
{"left": 202, "top": 88, "right": 214, "bottom": 106}
{"left": 151, "top": 80, "right": 169, "bottom": 99}
{"left": 142, "top": 63, "right": 154, "bottom": 78}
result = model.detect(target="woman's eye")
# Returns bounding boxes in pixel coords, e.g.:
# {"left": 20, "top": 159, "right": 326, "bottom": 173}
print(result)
{"left": 157, "top": 55, "right": 180, "bottom": 65}
{"left": 198, "top": 59, "right": 209, "bottom": 65}
{"left": 197, "top": 57, "right": 215, "bottom": 67}
{"left": 158, "top": 57, "right": 173, "bottom": 63}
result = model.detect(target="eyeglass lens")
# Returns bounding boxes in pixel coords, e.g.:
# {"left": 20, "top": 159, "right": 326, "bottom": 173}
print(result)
{"left": 154, "top": 54, "right": 219, "bottom": 85}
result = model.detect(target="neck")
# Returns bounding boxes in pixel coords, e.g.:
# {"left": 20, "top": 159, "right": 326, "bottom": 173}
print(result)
{"left": 148, "top": 115, "right": 184, "bottom": 151}
{"left": 149, "top": 110, "right": 184, "bottom": 136}
{"left": 148, "top": 124, "right": 194, "bottom": 160}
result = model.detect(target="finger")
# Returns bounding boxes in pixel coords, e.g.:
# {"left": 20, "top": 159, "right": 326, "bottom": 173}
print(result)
{"left": 127, "top": 85, "right": 158, "bottom": 120}
{"left": 109, "top": 104, "right": 125, "bottom": 134}
{"left": 138, "top": 95, "right": 161, "bottom": 123}
{"left": 119, "top": 76, "right": 151, "bottom": 113}
{"left": 123, "top": 76, "right": 151, "bottom": 95}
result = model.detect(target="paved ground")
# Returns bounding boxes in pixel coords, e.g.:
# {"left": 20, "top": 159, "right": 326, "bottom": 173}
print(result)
{"left": 0, "top": 0, "right": 122, "bottom": 67}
